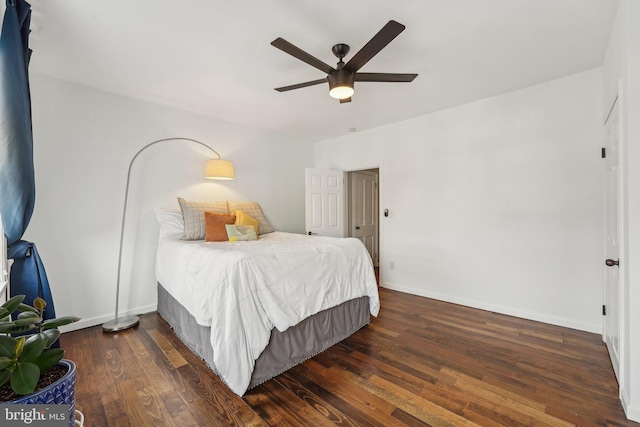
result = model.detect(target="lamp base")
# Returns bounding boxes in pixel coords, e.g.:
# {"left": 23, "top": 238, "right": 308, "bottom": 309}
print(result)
{"left": 102, "top": 315, "right": 140, "bottom": 332}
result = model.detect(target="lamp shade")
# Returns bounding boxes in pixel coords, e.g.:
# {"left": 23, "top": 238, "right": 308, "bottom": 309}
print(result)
{"left": 205, "top": 159, "right": 235, "bottom": 180}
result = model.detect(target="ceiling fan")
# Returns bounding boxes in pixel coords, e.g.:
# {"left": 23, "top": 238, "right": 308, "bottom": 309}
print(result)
{"left": 271, "top": 20, "right": 418, "bottom": 103}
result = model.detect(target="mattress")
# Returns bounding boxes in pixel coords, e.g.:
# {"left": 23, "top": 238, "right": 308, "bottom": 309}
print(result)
{"left": 155, "top": 231, "right": 380, "bottom": 395}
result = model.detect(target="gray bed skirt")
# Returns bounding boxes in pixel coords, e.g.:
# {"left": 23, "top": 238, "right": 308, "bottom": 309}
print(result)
{"left": 157, "top": 283, "right": 370, "bottom": 392}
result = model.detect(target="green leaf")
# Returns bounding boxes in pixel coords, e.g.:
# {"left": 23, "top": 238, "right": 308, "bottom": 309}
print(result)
{"left": 26, "top": 330, "right": 60, "bottom": 349}
{"left": 0, "top": 356, "right": 14, "bottom": 370}
{"left": 9, "top": 316, "right": 42, "bottom": 327}
{"left": 0, "top": 295, "right": 25, "bottom": 315}
{"left": 0, "top": 369, "right": 11, "bottom": 388}
{"left": 43, "top": 330, "right": 60, "bottom": 348}
{"left": 25, "top": 332, "right": 44, "bottom": 345}
{"left": 17, "top": 311, "right": 41, "bottom": 320}
{"left": 34, "top": 348, "right": 64, "bottom": 372}
{"left": 20, "top": 336, "right": 47, "bottom": 364}
{"left": 17, "top": 303, "right": 38, "bottom": 314}
{"left": 42, "top": 316, "right": 80, "bottom": 329}
{"left": 10, "top": 362, "right": 40, "bottom": 395}
{"left": 0, "top": 336, "right": 18, "bottom": 358}
{"left": 0, "top": 323, "right": 36, "bottom": 334}
{"left": 0, "top": 322, "right": 16, "bottom": 334}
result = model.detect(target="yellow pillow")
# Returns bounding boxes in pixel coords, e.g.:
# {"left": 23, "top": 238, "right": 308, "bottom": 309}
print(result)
{"left": 235, "top": 210, "right": 260, "bottom": 236}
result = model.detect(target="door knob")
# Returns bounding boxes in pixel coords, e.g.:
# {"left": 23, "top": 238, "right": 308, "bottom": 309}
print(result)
{"left": 605, "top": 259, "right": 619, "bottom": 267}
{"left": 355, "top": 226, "right": 360, "bottom": 230}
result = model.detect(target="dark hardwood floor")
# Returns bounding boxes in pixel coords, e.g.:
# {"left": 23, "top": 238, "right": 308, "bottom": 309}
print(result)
{"left": 63, "top": 288, "right": 638, "bottom": 426}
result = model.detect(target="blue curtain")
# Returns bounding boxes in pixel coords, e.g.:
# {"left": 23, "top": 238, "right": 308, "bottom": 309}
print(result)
{"left": 1, "top": 0, "right": 56, "bottom": 320}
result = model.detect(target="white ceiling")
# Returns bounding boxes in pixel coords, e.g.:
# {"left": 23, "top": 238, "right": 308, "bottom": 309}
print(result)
{"left": 26, "top": 0, "right": 618, "bottom": 142}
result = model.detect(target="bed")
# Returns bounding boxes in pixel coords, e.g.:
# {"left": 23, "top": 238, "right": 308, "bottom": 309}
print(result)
{"left": 154, "top": 206, "right": 380, "bottom": 396}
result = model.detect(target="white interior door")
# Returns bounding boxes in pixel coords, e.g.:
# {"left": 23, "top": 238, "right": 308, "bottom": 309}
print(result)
{"left": 305, "top": 168, "right": 344, "bottom": 237}
{"left": 603, "top": 96, "right": 621, "bottom": 382}
{"left": 350, "top": 171, "right": 379, "bottom": 265}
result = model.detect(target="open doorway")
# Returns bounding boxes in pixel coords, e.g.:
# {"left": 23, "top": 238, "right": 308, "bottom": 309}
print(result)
{"left": 345, "top": 169, "right": 379, "bottom": 268}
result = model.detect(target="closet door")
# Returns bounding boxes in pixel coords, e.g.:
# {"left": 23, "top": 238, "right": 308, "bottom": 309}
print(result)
{"left": 305, "top": 168, "right": 344, "bottom": 237}
{"left": 350, "top": 170, "right": 379, "bottom": 265}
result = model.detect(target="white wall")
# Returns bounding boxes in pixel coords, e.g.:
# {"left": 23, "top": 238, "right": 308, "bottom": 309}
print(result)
{"left": 24, "top": 74, "right": 312, "bottom": 330}
{"left": 316, "top": 69, "right": 604, "bottom": 333}
{"left": 602, "top": 0, "right": 640, "bottom": 421}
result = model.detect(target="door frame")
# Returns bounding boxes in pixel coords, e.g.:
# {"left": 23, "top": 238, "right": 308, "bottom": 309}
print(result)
{"left": 602, "top": 80, "right": 626, "bottom": 387}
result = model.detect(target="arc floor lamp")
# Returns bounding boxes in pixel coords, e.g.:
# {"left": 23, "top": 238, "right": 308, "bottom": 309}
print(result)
{"left": 103, "top": 137, "right": 234, "bottom": 332}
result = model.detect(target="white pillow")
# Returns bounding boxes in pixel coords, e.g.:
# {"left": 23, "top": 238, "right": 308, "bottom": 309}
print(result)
{"left": 177, "top": 198, "right": 229, "bottom": 240}
{"left": 155, "top": 209, "right": 184, "bottom": 239}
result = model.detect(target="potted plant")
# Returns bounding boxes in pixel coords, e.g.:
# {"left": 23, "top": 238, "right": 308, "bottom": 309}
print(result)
{"left": 0, "top": 295, "right": 79, "bottom": 426}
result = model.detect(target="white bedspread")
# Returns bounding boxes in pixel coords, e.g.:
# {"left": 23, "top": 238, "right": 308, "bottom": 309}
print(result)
{"left": 156, "top": 231, "right": 379, "bottom": 395}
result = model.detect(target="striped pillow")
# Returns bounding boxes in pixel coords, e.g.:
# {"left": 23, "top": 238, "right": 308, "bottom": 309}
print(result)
{"left": 177, "top": 198, "right": 229, "bottom": 240}
{"left": 228, "top": 201, "right": 274, "bottom": 235}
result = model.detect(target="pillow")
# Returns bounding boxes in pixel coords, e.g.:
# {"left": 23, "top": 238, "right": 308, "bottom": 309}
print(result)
{"left": 178, "top": 198, "right": 229, "bottom": 240}
{"left": 155, "top": 208, "right": 184, "bottom": 239}
{"left": 234, "top": 210, "right": 259, "bottom": 236}
{"left": 204, "top": 212, "right": 236, "bottom": 242}
{"left": 228, "top": 201, "right": 274, "bottom": 235}
{"left": 225, "top": 224, "right": 258, "bottom": 242}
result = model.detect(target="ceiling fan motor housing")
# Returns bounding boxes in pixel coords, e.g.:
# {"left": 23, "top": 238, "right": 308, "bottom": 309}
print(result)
{"left": 328, "top": 69, "right": 355, "bottom": 99}
{"left": 329, "top": 69, "right": 354, "bottom": 89}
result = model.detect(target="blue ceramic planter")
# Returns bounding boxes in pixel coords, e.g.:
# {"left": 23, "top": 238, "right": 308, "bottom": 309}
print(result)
{"left": 9, "top": 359, "right": 76, "bottom": 427}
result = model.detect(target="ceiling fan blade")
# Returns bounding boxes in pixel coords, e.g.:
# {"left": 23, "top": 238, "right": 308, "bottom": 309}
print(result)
{"left": 355, "top": 72, "right": 418, "bottom": 82}
{"left": 274, "top": 78, "right": 328, "bottom": 92}
{"left": 343, "top": 20, "right": 405, "bottom": 73}
{"left": 339, "top": 97, "right": 352, "bottom": 104}
{"left": 271, "top": 38, "right": 336, "bottom": 75}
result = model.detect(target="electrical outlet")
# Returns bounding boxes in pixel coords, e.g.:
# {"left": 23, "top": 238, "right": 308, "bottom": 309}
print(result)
{"left": 389, "top": 261, "right": 395, "bottom": 270}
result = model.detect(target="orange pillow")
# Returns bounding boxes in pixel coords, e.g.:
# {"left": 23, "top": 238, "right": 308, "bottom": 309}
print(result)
{"left": 204, "top": 212, "right": 236, "bottom": 242}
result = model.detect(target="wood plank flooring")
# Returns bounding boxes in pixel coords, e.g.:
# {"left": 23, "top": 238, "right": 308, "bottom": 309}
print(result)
{"left": 62, "top": 288, "right": 638, "bottom": 426}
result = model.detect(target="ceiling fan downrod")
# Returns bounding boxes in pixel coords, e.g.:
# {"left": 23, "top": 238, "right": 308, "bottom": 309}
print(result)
{"left": 332, "top": 43, "right": 350, "bottom": 69}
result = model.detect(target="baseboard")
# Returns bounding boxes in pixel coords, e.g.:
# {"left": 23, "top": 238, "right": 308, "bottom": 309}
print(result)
{"left": 381, "top": 282, "right": 601, "bottom": 334}
{"left": 620, "top": 387, "right": 640, "bottom": 423}
{"left": 59, "top": 303, "right": 158, "bottom": 333}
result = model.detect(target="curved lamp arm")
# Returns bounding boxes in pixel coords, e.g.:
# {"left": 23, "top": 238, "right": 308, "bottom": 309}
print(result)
{"left": 103, "top": 138, "right": 233, "bottom": 332}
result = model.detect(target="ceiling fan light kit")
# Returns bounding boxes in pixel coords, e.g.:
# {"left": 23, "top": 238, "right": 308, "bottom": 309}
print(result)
{"left": 272, "top": 20, "right": 418, "bottom": 103}
{"left": 328, "top": 69, "right": 355, "bottom": 99}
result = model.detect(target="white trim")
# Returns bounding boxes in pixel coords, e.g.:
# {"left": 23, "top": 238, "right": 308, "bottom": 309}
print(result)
{"left": 621, "top": 391, "right": 640, "bottom": 422}
{"left": 59, "top": 303, "right": 157, "bottom": 333}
